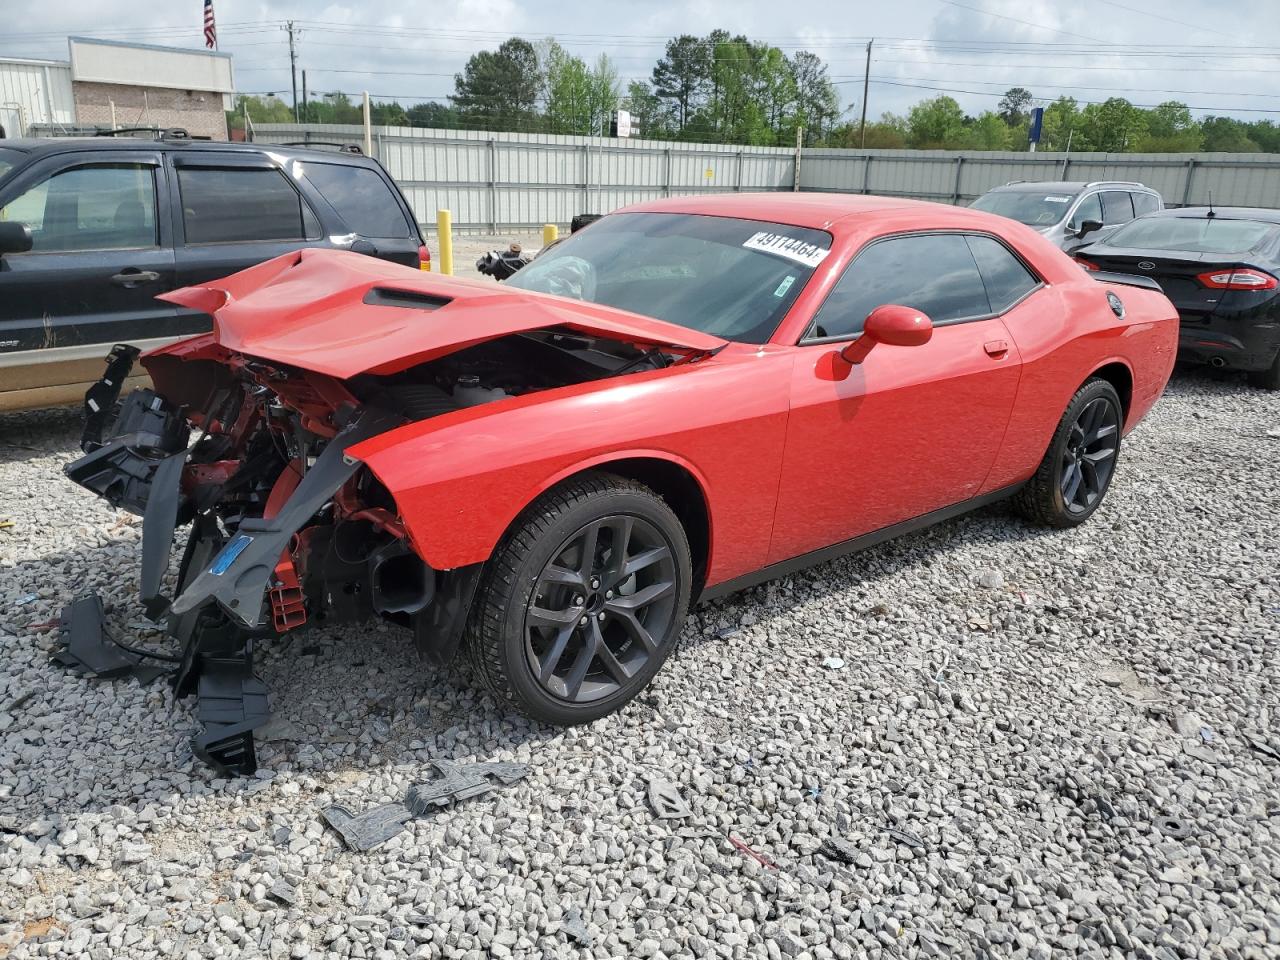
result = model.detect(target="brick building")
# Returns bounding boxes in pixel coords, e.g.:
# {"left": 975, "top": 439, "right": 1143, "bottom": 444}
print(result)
{"left": 0, "top": 37, "right": 234, "bottom": 140}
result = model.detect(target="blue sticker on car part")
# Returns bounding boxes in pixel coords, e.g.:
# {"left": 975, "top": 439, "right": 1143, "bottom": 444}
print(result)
{"left": 210, "top": 534, "right": 253, "bottom": 576}
{"left": 774, "top": 275, "right": 796, "bottom": 298}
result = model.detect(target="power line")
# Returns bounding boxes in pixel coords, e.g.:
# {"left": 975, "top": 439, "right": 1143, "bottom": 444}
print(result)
{"left": 931, "top": 0, "right": 1107, "bottom": 44}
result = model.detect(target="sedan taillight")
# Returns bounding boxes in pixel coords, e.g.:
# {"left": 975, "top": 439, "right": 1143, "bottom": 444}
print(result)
{"left": 1196, "top": 268, "right": 1277, "bottom": 290}
{"left": 418, "top": 244, "right": 432, "bottom": 271}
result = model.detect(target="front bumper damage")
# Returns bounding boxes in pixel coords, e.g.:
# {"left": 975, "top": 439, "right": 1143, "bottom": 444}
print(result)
{"left": 59, "top": 346, "right": 480, "bottom": 776}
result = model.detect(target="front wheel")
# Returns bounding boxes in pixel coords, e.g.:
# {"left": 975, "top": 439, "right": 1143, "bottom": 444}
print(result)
{"left": 1014, "top": 378, "right": 1123, "bottom": 528}
{"left": 464, "top": 472, "right": 692, "bottom": 726}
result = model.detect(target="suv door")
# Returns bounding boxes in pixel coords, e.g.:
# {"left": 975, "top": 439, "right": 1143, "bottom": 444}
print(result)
{"left": 169, "top": 153, "right": 326, "bottom": 290}
{"left": 1063, "top": 192, "right": 1104, "bottom": 252}
{"left": 767, "top": 232, "right": 1024, "bottom": 563}
{"left": 295, "top": 158, "right": 421, "bottom": 268}
{"left": 0, "top": 150, "right": 185, "bottom": 356}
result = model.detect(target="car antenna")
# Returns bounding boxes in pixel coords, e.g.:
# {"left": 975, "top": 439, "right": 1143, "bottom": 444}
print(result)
{"left": 1206, "top": 190, "right": 1216, "bottom": 218}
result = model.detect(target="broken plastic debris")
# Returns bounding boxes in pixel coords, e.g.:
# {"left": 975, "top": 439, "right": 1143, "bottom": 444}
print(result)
{"left": 647, "top": 777, "right": 693, "bottom": 820}
{"left": 404, "top": 760, "right": 529, "bottom": 814}
{"left": 886, "top": 827, "right": 926, "bottom": 850}
{"left": 821, "top": 656, "right": 846, "bottom": 670}
{"left": 728, "top": 834, "right": 779, "bottom": 869}
{"left": 322, "top": 803, "right": 412, "bottom": 852}
{"left": 16, "top": 593, "right": 38, "bottom": 606}
{"left": 1153, "top": 815, "right": 1193, "bottom": 839}
{"left": 562, "top": 904, "right": 593, "bottom": 946}
{"left": 818, "top": 837, "right": 859, "bottom": 864}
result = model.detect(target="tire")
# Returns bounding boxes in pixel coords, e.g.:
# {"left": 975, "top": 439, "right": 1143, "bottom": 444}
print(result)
{"left": 1014, "top": 378, "right": 1124, "bottom": 528}
{"left": 464, "top": 472, "right": 692, "bottom": 726}
{"left": 1246, "top": 351, "right": 1280, "bottom": 391}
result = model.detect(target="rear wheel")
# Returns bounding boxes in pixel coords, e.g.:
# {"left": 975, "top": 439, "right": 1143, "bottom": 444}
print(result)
{"left": 1246, "top": 352, "right": 1280, "bottom": 391}
{"left": 464, "top": 472, "right": 691, "bottom": 725}
{"left": 1014, "top": 378, "right": 1123, "bottom": 528}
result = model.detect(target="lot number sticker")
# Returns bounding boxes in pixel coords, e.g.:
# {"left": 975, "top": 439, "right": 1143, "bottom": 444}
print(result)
{"left": 742, "top": 231, "right": 829, "bottom": 267}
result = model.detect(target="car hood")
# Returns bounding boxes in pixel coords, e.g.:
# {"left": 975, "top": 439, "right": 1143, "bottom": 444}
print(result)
{"left": 157, "top": 248, "right": 726, "bottom": 378}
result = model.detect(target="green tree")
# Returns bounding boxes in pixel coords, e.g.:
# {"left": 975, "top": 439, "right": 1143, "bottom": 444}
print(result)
{"left": 789, "top": 51, "right": 839, "bottom": 144}
{"left": 651, "top": 34, "right": 711, "bottom": 131}
{"left": 226, "top": 93, "right": 293, "bottom": 132}
{"left": 998, "top": 87, "right": 1033, "bottom": 126}
{"left": 452, "top": 38, "right": 542, "bottom": 130}
{"left": 1138, "top": 101, "right": 1201, "bottom": 152}
{"left": 1244, "top": 120, "right": 1280, "bottom": 153}
{"left": 965, "top": 111, "right": 1011, "bottom": 150}
{"left": 1039, "top": 96, "right": 1079, "bottom": 151}
{"left": 1200, "top": 116, "right": 1260, "bottom": 152}
{"left": 545, "top": 47, "right": 618, "bottom": 136}
{"left": 621, "top": 80, "right": 671, "bottom": 138}
{"left": 1078, "top": 97, "right": 1147, "bottom": 152}
{"left": 406, "top": 101, "right": 460, "bottom": 129}
{"left": 906, "top": 96, "right": 967, "bottom": 148}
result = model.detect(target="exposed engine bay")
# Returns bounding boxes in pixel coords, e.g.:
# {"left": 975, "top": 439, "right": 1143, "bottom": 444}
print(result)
{"left": 59, "top": 329, "right": 684, "bottom": 776}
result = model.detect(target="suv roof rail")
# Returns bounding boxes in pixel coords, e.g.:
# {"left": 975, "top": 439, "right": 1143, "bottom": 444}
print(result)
{"left": 275, "top": 140, "right": 364, "bottom": 155}
{"left": 1085, "top": 180, "right": 1147, "bottom": 188}
{"left": 90, "top": 126, "right": 202, "bottom": 141}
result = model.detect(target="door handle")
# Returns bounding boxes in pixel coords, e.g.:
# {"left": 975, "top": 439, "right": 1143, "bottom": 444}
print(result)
{"left": 984, "top": 339, "right": 1010, "bottom": 358}
{"left": 111, "top": 270, "right": 161, "bottom": 288}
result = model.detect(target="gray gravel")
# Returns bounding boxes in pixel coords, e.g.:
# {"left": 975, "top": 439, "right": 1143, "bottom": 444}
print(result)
{"left": 1, "top": 365, "right": 1278, "bottom": 960}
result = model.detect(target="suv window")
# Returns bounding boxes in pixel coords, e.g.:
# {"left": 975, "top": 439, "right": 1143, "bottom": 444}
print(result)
{"left": 178, "top": 166, "right": 319, "bottom": 244}
{"left": 964, "top": 235, "right": 1039, "bottom": 312}
{"left": 1131, "top": 191, "right": 1160, "bottom": 217}
{"left": 301, "top": 161, "right": 411, "bottom": 238}
{"left": 1101, "top": 191, "right": 1134, "bottom": 225}
{"left": 809, "top": 233, "right": 990, "bottom": 340}
{"left": 1069, "top": 193, "right": 1103, "bottom": 231}
{"left": 0, "top": 163, "right": 156, "bottom": 252}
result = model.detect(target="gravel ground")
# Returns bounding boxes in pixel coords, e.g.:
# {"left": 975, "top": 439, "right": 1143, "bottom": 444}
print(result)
{"left": 0, "top": 365, "right": 1277, "bottom": 960}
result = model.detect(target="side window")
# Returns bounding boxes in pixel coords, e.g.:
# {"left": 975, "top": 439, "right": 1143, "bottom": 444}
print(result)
{"left": 809, "top": 234, "right": 990, "bottom": 340}
{"left": 1101, "top": 191, "right": 1134, "bottom": 225}
{"left": 965, "top": 235, "right": 1039, "bottom": 313}
{"left": 0, "top": 163, "right": 156, "bottom": 252}
{"left": 1131, "top": 191, "right": 1160, "bottom": 217}
{"left": 300, "top": 162, "right": 412, "bottom": 238}
{"left": 1069, "top": 193, "right": 1103, "bottom": 231}
{"left": 177, "top": 167, "right": 320, "bottom": 244}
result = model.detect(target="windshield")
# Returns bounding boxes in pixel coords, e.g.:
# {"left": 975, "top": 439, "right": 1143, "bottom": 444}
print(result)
{"left": 970, "top": 189, "right": 1077, "bottom": 227}
{"left": 0, "top": 148, "right": 21, "bottom": 183}
{"left": 505, "top": 212, "right": 831, "bottom": 343}
{"left": 1102, "top": 216, "right": 1278, "bottom": 255}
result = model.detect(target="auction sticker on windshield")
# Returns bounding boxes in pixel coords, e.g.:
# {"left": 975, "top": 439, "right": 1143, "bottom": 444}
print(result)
{"left": 742, "top": 231, "right": 829, "bottom": 267}
{"left": 1044, "top": 196, "right": 1071, "bottom": 203}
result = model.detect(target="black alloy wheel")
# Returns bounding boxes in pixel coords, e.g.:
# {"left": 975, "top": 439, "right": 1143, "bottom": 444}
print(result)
{"left": 1060, "top": 395, "right": 1120, "bottom": 515}
{"left": 526, "top": 514, "right": 678, "bottom": 704}
{"left": 465, "top": 472, "right": 692, "bottom": 726}
{"left": 1014, "top": 378, "right": 1124, "bottom": 528}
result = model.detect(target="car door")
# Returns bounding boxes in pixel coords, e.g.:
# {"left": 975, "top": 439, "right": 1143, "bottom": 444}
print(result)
{"left": 1096, "top": 191, "right": 1136, "bottom": 245}
{"left": 767, "top": 232, "right": 1027, "bottom": 564}
{"left": 169, "top": 153, "right": 326, "bottom": 289}
{"left": 1062, "top": 192, "right": 1104, "bottom": 253}
{"left": 0, "top": 149, "right": 187, "bottom": 354}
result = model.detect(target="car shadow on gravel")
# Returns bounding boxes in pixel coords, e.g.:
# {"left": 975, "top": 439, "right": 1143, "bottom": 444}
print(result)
{"left": 0, "top": 405, "right": 81, "bottom": 466}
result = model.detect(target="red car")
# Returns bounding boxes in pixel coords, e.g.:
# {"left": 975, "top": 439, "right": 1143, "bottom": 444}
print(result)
{"left": 65, "top": 194, "right": 1178, "bottom": 773}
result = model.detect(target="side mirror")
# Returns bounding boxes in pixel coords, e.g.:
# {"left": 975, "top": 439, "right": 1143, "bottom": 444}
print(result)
{"left": 1076, "top": 218, "right": 1103, "bottom": 239}
{"left": 0, "top": 221, "right": 32, "bottom": 256}
{"left": 839, "top": 304, "right": 933, "bottom": 366}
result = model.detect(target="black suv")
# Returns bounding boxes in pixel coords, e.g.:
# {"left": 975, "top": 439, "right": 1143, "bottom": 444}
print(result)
{"left": 0, "top": 133, "right": 429, "bottom": 411}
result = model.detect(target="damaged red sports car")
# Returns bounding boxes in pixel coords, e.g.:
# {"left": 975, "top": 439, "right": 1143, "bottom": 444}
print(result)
{"left": 63, "top": 194, "right": 1178, "bottom": 774}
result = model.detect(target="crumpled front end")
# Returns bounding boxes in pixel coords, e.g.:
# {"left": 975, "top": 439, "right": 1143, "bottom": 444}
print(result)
{"left": 60, "top": 342, "right": 474, "bottom": 776}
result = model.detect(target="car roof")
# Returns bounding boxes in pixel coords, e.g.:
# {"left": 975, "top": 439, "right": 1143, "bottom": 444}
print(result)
{"left": 1149, "top": 206, "right": 1280, "bottom": 225}
{"left": 0, "top": 136, "right": 371, "bottom": 164}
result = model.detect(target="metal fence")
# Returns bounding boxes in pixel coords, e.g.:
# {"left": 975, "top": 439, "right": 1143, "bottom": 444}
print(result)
{"left": 253, "top": 123, "right": 1280, "bottom": 232}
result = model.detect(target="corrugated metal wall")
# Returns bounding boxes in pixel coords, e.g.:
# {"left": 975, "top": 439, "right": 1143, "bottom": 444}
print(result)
{"left": 0, "top": 59, "right": 76, "bottom": 134}
{"left": 254, "top": 123, "right": 1280, "bottom": 231}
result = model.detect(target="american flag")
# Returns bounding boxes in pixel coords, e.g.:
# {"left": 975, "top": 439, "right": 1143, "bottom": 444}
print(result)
{"left": 203, "top": 0, "right": 217, "bottom": 49}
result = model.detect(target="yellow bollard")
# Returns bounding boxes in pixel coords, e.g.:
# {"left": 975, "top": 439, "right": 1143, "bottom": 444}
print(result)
{"left": 542, "top": 223, "right": 559, "bottom": 250}
{"left": 436, "top": 209, "right": 454, "bottom": 276}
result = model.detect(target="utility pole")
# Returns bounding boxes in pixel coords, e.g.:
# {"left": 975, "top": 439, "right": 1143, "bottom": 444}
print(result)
{"left": 859, "top": 39, "right": 873, "bottom": 149}
{"left": 284, "top": 21, "right": 300, "bottom": 122}
{"left": 301, "top": 70, "right": 308, "bottom": 124}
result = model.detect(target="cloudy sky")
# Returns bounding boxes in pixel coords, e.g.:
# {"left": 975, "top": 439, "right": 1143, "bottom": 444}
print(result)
{"left": 6, "top": 0, "right": 1279, "bottom": 121}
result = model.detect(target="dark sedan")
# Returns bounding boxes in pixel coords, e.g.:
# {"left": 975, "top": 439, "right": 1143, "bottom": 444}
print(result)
{"left": 1076, "top": 207, "right": 1280, "bottom": 390}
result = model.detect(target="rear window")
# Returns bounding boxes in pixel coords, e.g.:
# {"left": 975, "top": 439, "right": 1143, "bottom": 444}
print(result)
{"left": 1132, "top": 192, "right": 1161, "bottom": 216}
{"left": 178, "top": 166, "right": 320, "bottom": 244}
{"left": 300, "top": 161, "right": 412, "bottom": 238}
{"left": 1104, "top": 216, "right": 1278, "bottom": 255}
{"left": 970, "top": 189, "right": 1076, "bottom": 226}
